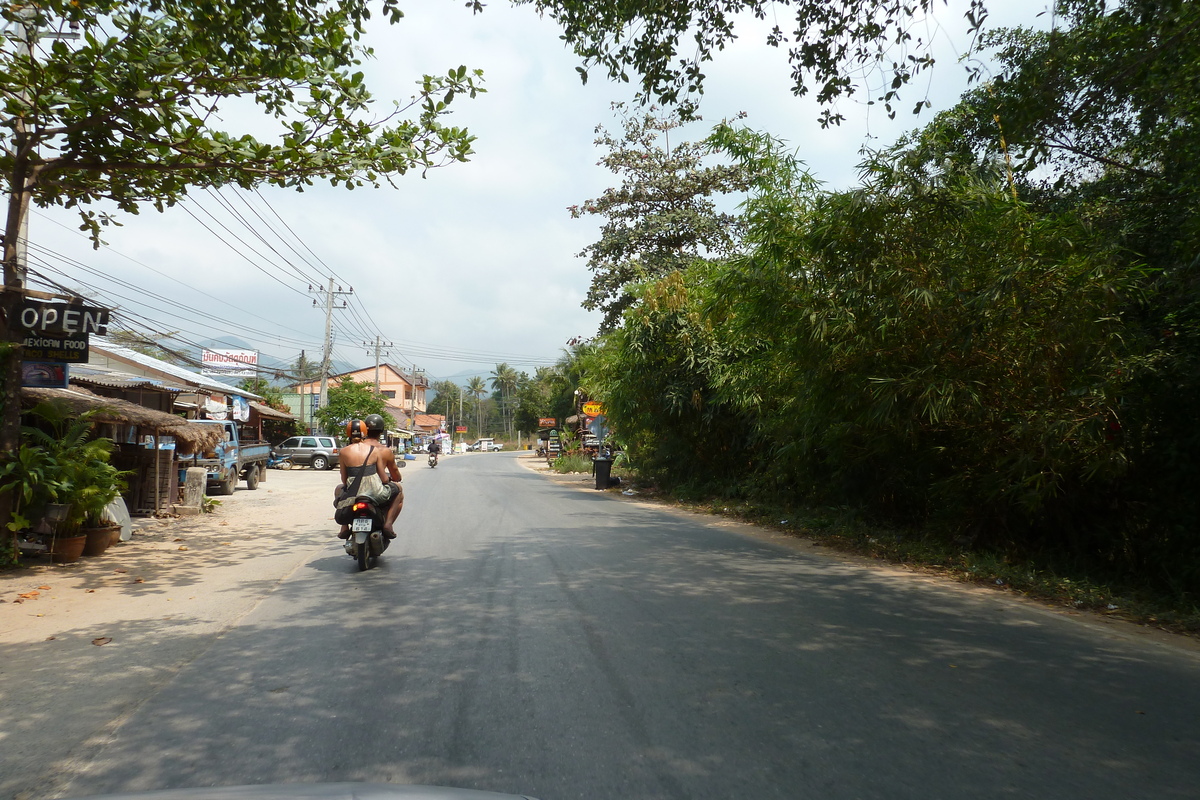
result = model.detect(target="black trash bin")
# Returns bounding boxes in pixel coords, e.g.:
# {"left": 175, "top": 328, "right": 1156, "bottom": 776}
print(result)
{"left": 593, "top": 457, "right": 613, "bottom": 490}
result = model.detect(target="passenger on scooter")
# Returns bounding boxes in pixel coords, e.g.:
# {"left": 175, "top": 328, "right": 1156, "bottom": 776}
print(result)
{"left": 334, "top": 414, "right": 403, "bottom": 540}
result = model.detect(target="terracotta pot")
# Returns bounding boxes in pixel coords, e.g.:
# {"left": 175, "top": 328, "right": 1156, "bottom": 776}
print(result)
{"left": 83, "top": 525, "right": 119, "bottom": 557}
{"left": 48, "top": 534, "right": 87, "bottom": 564}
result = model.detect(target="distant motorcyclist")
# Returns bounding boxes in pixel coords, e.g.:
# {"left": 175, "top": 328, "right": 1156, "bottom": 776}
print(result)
{"left": 427, "top": 437, "right": 442, "bottom": 456}
{"left": 333, "top": 414, "right": 403, "bottom": 539}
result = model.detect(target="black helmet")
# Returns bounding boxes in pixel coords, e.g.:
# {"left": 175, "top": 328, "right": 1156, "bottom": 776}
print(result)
{"left": 364, "top": 413, "right": 386, "bottom": 436}
{"left": 345, "top": 419, "right": 368, "bottom": 441}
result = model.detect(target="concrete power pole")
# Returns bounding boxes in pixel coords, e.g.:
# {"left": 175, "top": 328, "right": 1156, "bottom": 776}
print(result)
{"left": 310, "top": 278, "right": 352, "bottom": 423}
{"left": 408, "top": 367, "right": 424, "bottom": 431}
{"left": 364, "top": 336, "right": 393, "bottom": 393}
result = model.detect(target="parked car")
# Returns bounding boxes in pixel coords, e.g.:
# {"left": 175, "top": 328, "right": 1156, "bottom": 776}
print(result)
{"left": 467, "top": 438, "right": 502, "bottom": 452}
{"left": 274, "top": 435, "right": 341, "bottom": 470}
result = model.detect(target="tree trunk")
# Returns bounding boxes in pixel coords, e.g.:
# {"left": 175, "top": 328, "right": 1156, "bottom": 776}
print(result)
{"left": 1, "top": 145, "right": 32, "bottom": 541}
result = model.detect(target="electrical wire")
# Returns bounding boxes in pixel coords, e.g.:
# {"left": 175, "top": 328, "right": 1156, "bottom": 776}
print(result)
{"left": 176, "top": 202, "right": 311, "bottom": 299}
{"left": 23, "top": 242, "right": 320, "bottom": 350}
{"left": 30, "top": 210, "right": 322, "bottom": 342}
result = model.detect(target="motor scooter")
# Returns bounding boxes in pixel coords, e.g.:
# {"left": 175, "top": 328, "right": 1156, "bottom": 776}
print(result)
{"left": 428, "top": 451, "right": 438, "bottom": 468}
{"left": 267, "top": 449, "right": 293, "bottom": 470}
{"left": 342, "top": 496, "right": 388, "bottom": 571}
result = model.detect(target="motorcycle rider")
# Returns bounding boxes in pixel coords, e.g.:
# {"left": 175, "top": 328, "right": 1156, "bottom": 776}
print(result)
{"left": 427, "top": 436, "right": 442, "bottom": 458}
{"left": 334, "top": 413, "right": 403, "bottom": 539}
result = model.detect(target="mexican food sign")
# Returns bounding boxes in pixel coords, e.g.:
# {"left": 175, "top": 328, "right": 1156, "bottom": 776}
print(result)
{"left": 14, "top": 299, "right": 110, "bottom": 363}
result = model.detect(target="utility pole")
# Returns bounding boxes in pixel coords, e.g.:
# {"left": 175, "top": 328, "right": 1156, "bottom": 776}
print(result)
{"left": 408, "top": 367, "right": 423, "bottom": 430}
{"left": 297, "top": 349, "right": 308, "bottom": 434}
{"left": 364, "top": 336, "right": 393, "bottom": 393}
{"left": 309, "top": 278, "right": 352, "bottom": 421}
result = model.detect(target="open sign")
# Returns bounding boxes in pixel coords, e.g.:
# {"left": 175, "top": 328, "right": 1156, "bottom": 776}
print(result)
{"left": 15, "top": 299, "right": 109, "bottom": 336}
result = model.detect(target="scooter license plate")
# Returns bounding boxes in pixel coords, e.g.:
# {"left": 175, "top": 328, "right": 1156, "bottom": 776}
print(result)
{"left": 351, "top": 518, "right": 372, "bottom": 532}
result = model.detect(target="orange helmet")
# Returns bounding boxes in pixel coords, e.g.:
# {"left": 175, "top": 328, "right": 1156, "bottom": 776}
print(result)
{"left": 345, "top": 419, "right": 368, "bottom": 441}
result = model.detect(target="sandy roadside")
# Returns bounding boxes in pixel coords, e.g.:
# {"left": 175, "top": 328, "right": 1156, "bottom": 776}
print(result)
{"left": 0, "top": 474, "right": 333, "bottom": 644}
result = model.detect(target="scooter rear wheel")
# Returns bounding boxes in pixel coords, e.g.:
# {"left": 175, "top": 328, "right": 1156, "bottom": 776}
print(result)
{"left": 356, "top": 539, "right": 369, "bottom": 571}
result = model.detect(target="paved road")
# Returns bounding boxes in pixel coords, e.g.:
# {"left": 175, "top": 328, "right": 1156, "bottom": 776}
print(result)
{"left": 6, "top": 453, "right": 1200, "bottom": 799}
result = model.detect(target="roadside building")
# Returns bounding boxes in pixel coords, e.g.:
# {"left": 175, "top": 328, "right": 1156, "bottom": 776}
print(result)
{"left": 286, "top": 364, "right": 429, "bottom": 433}
{"left": 39, "top": 337, "right": 295, "bottom": 513}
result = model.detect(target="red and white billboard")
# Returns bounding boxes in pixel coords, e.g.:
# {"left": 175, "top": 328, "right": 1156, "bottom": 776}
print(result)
{"left": 201, "top": 348, "right": 257, "bottom": 378}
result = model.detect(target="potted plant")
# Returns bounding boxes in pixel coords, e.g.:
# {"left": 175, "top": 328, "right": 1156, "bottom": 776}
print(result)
{"left": 18, "top": 401, "right": 128, "bottom": 561}
{"left": 0, "top": 444, "right": 64, "bottom": 563}
{"left": 67, "top": 452, "right": 129, "bottom": 556}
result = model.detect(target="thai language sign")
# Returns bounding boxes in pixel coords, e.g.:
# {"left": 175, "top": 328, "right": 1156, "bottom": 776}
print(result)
{"left": 201, "top": 348, "right": 258, "bottom": 377}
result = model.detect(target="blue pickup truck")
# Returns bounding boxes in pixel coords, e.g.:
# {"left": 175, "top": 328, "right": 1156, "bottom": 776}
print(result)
{"left": 189, "top": 419, "right": 273, "bottom": 495}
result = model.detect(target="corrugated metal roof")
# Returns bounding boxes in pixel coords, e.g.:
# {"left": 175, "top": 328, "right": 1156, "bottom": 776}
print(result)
{"left": 70, "top": 364, "right": 189, "bottom": 393}
{"left": 90, "top": 338, "right": 262, "bottom": 400}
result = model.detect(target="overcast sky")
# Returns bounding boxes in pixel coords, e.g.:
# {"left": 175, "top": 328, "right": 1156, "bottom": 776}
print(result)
{"left": 27, "top": 0, "right": 1051, "bottom": 387}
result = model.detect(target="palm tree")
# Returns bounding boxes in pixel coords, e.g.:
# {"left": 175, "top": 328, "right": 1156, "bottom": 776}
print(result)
{"left": 489, "top": 362, "right": 519, "bottom": 437}
{"left": 467, "top": 375, "right": 486, "bottom": 436}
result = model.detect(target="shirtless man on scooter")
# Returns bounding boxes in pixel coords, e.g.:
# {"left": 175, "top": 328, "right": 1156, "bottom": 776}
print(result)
{"left": 333, "top": 413, "right": 404, "bottom": 539}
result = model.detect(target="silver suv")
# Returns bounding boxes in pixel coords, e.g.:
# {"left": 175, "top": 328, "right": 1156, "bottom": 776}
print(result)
{"left": 275, "top": 435, "right": 340, "bottom": 470}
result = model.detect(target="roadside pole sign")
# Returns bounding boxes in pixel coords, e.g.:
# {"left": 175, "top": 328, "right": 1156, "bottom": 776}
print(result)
{"left": 588, "top": 414, "right": 609, "bottom": 443}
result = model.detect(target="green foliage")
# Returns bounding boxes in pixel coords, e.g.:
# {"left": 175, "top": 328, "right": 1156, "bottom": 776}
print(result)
{"left": 588, "top": 267, "right": 760, "bottom": 496}
{"left": 571, "top": 104, "right": 753, "bottom": 329}
{"left": 591, "top": 120, "right": 1157, "bottom": 574}
{"left": 964, "top": 1, "right": 1200, "bottom": 193}
{"left": 937, "top": 0, "right": 1200, "bottom": 591}
{"left": 0, "top": 400, "right": 128, "bottom": 559}
{"left": 312, "top": 377, "right": 387, "bottom": 435}
{"left": 489, "top": 363, "right": 521, "bottom": 437}
{"left": 238, "top": 377, "right": 284, "bottom": 408}
{"left": 426, "top": 380, "right": 461, "bottom": 418}
{"left": 724, "top": 126, "right": 1137, "bottom": 539}
{"left": 519, "top": 0, "right": 987, "bottom": 124}
{"left": 465, "top": 375, "right": 490, "bottom": 436}
{"left": 0, "top": 0, "right": 485, "bottom": 243}
{"left": 552, "top": 451, "right": 593, "bottom": 474}
{"left": 0, "top": 444, "right": 59, "bottom": 535}
{"left": 293, "top": 352, "right": 322, "bottom": 384}
{"left": 18, "top": 401, "right": 129, "bottom": 529}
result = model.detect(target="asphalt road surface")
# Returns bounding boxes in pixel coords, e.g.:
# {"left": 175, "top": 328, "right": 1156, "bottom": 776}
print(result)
{"left": 4, "top": 452, "right": 1199, "bottom": 800}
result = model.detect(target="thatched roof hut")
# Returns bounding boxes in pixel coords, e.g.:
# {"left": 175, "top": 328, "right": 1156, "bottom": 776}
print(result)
{"left": 20, "top": 386, "right": 223, "bottom": 455}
